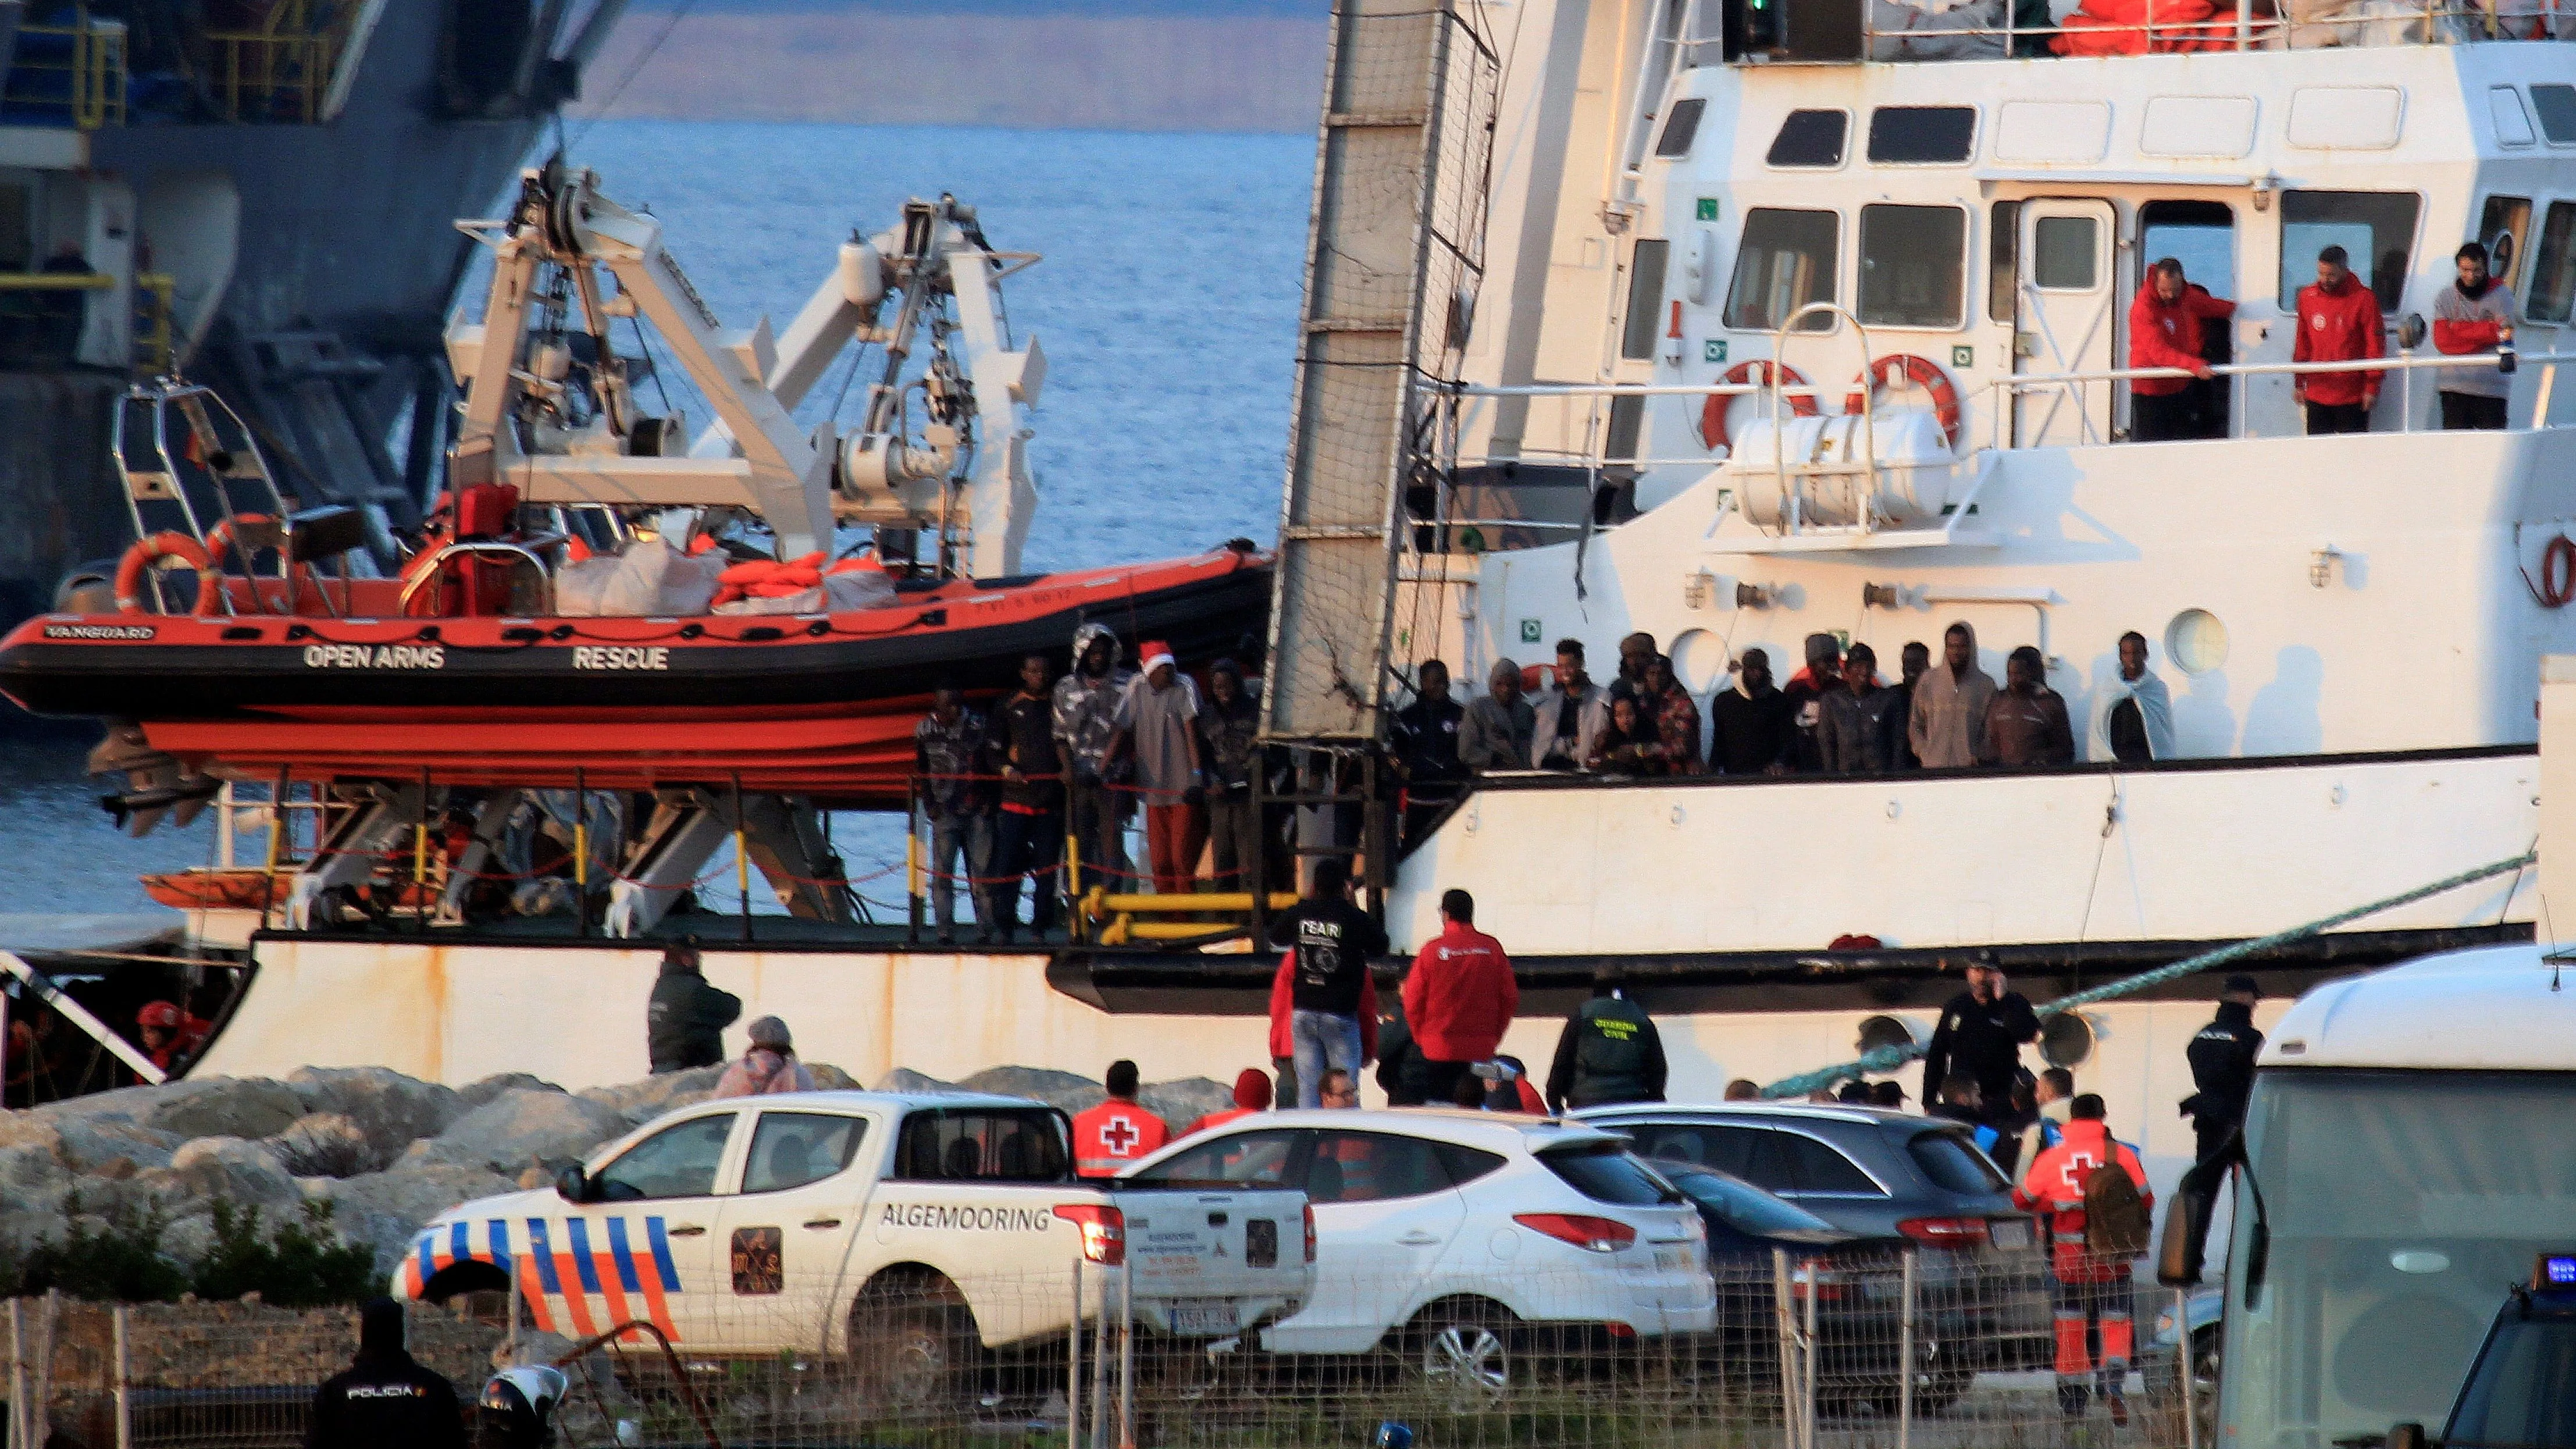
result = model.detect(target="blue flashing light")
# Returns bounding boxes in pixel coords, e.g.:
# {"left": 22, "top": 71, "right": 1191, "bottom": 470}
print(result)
{"left": 2538, "top": 1254, "right": 2576, "bottom": 1288}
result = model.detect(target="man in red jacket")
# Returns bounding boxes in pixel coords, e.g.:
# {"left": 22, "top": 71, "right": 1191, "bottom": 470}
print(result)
{"left": 2127, "top": 259, "right": 2233, "bottom": 442}
{"left": 1401, "top": 889, "right": 1519, "bottom": 1105}
{"left": 2292, "top": 244, "right": 2383, "bottom": 435}
{"left": 2015, "top": 1095, "right": 2153, "bottom": 1423}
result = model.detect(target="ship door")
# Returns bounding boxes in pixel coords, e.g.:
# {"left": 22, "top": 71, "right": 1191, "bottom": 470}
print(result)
{"left": 2012, "top": 199, "right": 2118, "bottom": 447}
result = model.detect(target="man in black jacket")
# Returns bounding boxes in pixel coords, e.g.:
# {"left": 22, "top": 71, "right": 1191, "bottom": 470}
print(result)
{"left": 647, "top": 938, "right": 740, "bottom": 1074}
{"left": 305, "top": 1298, "right": 464, "bottom": 1449}
{"left": 2180, "top": 974, "right": 2264, "bottom": 1163}
{"left": 1921, "top": 957, "right": 2039, "bottom": 1122}
{"left": 986, "top": 651, "right": 1066, "bottom": 941}
{"left": 1710, "top": 649, "right": 1794, "bottom": 775}
{"left": 1545, "top": 968, "right": 1668, "bottom": 1112}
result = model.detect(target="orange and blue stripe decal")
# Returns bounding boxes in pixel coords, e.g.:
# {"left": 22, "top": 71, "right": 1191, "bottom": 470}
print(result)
{"left": 567, "top": 1219, "right": 637, "bottom": 1338}
{"left": 607, "top": 1217, "right": 678, "bottom": 1340}
{"left": 646, "top": 1217, "right": 683, "bottom": 1294}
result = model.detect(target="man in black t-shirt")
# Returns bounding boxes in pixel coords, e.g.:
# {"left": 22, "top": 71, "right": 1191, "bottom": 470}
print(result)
{"left": 1268, "top": 857, "right": 1387, "bottom": 1108}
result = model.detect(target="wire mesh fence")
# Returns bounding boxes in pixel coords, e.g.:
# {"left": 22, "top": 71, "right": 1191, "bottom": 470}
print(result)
{"left": 4, "top": 1253, "right": 2200, "bottom": 1449}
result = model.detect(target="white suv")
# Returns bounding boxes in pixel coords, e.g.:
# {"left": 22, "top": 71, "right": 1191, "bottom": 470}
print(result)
{"left": 1120, "top": 1109, "right": 1715, "bottom": 1400}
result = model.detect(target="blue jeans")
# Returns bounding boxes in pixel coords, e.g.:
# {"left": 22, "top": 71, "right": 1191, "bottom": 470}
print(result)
{"left": 1291, "top": 1009, "right": 1363, "bottom": 1108}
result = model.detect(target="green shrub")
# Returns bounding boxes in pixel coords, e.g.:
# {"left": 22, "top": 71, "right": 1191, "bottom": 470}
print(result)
{"left": 8, "top": 1190, "right": 190, "bottom": 1302}
{"left": 190, "top": 1198, "right": 378, "bottom": 1308}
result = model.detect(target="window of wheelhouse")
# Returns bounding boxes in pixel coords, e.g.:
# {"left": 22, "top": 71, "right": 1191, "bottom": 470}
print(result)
{"left": 1865, "top": 106, "right": 1976, "bottom": 166}
{"left": 1987, "top": 200, "right": 2021, "bottom": 322}
{"left": 1725, "top": 208, "right": 1838, "bottom": 332}
{"left": 2477, "top": 195, "right": 2534, "bottom": 292}
{"left": 1858, "top": 205, "right": 1965, "bottom": 329}
{"left": 2531, "top": 84, "right": 2576, "bottom": 146}
{"left": 2529, "top": 202, "right": 2576, "bottom": 324}
{"left": 1766, "top": 110, "right": 1848, "bottom": 169}
{"left": 2277, "top": 190, "right": 2420, "bottom": 311}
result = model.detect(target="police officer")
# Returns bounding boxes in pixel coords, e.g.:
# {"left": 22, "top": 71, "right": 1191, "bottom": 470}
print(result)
{"left": 2180, "top": 974, "right": 2263, "bottom": 1163}
{"left": 305, "top": 1298, "right": 465, "bottom": 1449}
{"left": 1921, "top": 955, "right": 2040, "bottom": 1124}
{"left": 647, "top": 937, "right": 740, "bottom": 1074}
{"left": 1544, "top": 966, "right": 1668, "bottom": 1112}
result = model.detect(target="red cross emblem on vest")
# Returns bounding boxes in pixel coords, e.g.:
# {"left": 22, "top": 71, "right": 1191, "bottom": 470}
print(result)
{"left": 1102, "top": 1115, "right": 1141, "bottom": 1156}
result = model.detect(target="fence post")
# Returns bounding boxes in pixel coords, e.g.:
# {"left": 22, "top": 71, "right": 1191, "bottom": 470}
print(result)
{"left": 1802, "top": 1259, "right": 1819, "bottom": 1449}
{"left": 8, "top": 1298, "right": 23, "bottom": 1449}
{"left": 29, "top": 1291, "right": 54, "bottom": 1449}
{"left": 1117, "top": 1264, "right": 1136, "bottom": 1449}
{"left": 1773, "top": 1248, "right": 1800, "bottom": 1449}
{"left": 506, "top": 1258, "right": 523, "bottom": 1363}
{"left": 111, "top": 1306, "right": 129, "bottom": 1449}
{"left": 1898, "top": 1250, "right": 1917, "bottom": 1449}
{"left": 1089, "top": 1267, "right": 1111, "bottom": 1449}
{"left": 2179, "top": 1287, "right": 2199, "bottom": 1449}
{"left": 1067, "top": 1259, "right": 1084, "bottom": 1449}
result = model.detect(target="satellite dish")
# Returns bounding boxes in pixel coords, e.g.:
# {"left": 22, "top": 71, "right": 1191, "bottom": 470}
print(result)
{"left": 2040, "top": 1012, "right": 2096, "bottom": 1069}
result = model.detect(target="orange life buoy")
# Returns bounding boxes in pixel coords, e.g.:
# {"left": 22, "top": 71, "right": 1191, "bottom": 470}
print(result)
{"left": 1698, "top": 360, "right": 1819, "bottom": 453}
{"left": 114, "top": 532, "right": 213, "bottom": 613}
{"left": 2542, "top": 535, "right": 2576, "bottom": 609}
{"left": 1844, "top": 354, "right": 1964, "bottom": 451}
{"left": 202, "top": 512, "right": 315, "bottom": 614}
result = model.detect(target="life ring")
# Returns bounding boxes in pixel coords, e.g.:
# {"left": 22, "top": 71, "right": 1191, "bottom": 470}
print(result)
{"left": 114, "top": 532, "right": 213, "bottom": 613}
{"left": 1843, "top": 354, "right": 1964, "bottom": 451}
{"left": 202, "top": 512, "right": 315, "bottom": 613}
{"left": 2542, "top": 535, "right": 2576, "bottom": 609}
{"left": 1698, "top": 360, "right": 1819, "bottom": 453}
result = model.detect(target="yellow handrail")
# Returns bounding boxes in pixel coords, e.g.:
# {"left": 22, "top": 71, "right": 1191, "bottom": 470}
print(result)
{"left": 8, "top": 7, "right": 127, "bottom": 131}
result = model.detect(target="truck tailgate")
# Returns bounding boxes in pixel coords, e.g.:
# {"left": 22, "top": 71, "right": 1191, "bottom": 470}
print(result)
{"left": 1111, "top": 1185, "right": 1311, "bottom": 1337}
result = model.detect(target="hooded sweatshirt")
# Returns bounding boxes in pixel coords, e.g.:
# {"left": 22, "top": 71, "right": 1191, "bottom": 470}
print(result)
{"left": 714, "top": 1045, "right": 816, "bottom": 1098}
{"left": 1052, "top": 622, "right": 1135, "bottom": 784}
{"left": 1908, "top": 624, "right": 1999, "bottom": 769}
{"left": 1188, "top": 1067, "right": 1275, "bottom": 1135}
{"left": 2293, "top": 273, "right": 2384, "bottom": 408}
{"left": 2127, "top": 280, "right": 2235, "bottom": 397}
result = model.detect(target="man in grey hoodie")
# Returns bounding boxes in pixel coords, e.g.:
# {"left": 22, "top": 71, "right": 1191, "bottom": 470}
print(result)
{"left": 2432, "top": 240, "right": 2516, "bottom": 432}
{"left": 1458, "top": 657, "right": 1536, "bottom": 772}
{"left": 1908, "top": 621, "right": 1998, "bottom": 769}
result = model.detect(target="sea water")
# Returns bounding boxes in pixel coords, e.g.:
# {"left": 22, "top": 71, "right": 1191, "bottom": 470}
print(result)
{"left": 2, "top": 120, "right": 1310, "bottom": 913}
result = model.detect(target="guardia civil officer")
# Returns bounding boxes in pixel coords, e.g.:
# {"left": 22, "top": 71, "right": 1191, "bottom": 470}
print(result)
{"left": 305, "top": 1298, "right": 465, "bottom": 1449}
{"left": 1544, "top": 966, "right": 1667, "bottom": 1112}
{"left": 647, "top": 936, "right": 740, "bottom": 1074}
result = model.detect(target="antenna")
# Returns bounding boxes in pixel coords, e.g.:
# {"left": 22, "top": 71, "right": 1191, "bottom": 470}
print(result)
{"left": 2543, "top": 895, "right": 2567, "bottom": 992}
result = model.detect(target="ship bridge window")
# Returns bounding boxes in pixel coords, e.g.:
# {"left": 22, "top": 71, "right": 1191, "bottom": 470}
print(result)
{"left": 2530, "top": 84, "right": 2576, "bottom": 145}
{"left": 1858, "top": 205, "right": 1966, "bottom": 329}
{"left": 1725, "top": 208, "right": 1839, "bottom": 332}
{"left": 2276, "top": 190, "right": 2419, "bottom": 312}
{"left": 1866, "top": 106, "right": 1976, "bottom": 165}
{"left": 1766, "top": 109, "right": 1848, "bottom": 168}
{"left": 2529, "top": 202, "right": 2576, "bottom": 325}
{"left": 1656, "top": 98, "right": 1708, "bottom": 158}
{"left": 2140, "top": 200, "right": 2236, "bottom": 303}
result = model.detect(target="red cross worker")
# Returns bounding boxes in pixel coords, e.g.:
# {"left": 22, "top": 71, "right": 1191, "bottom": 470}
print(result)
{"left": 1072, "top": 1062, "right": 1171, "bottom": 1178}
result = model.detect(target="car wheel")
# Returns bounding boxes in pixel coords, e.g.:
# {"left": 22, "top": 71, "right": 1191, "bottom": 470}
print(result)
{"left": 849, "top": 1281, "right": 978, "bottom": 1414}
{"left": 1411, "top": 1300, "right": 1518, "bottom": 1412}
{"left": 2190, "top": 1325, "right": 2222, "bottom": 1441}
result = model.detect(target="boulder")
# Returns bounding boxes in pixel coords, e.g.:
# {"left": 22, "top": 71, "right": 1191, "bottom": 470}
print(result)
{"left": 458, "top": 1072, "right": 561, "bottom": 1110}
{"left": 807, "top": 1062, "right": 861, "bottom": 1091}
{"left": 875, "top": 1067, "right": 961, "bottom": 1095}
{"left": 53, "top": 1117, "right": 186, "bottom": 1174}
{"left": 320, "top": 1162, "right": 520, "bottom": 1272}
{"left": 1139, "top": 1077, "right": 1237, "bottom": 1131}
{"left": 287, "top": 1067, "right": 465, "bottom": 1156}
{"left": 401, "top": 1090, "right": 629, "bottom": 1177}
{"left": 140, "top": 1077, "right": 310, "bottom": 1141}
{"left": 576, "top": 1066, "right": 722, "bottom": 1128}
{"left": 266, "top": 1113, "right": 381, "bottom": 1178}
{"left": 135, "top": 1136, "right": 303, "bottom": 1216}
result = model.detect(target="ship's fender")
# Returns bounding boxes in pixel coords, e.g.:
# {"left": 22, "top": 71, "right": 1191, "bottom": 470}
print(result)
{"left": 114, "top": 532, "right": 213, "bottom": 614}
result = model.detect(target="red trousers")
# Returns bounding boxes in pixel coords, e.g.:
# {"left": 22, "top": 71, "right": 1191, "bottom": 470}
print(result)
{"left": 1144, "top": 803, "right": 1207, "bottom": 896}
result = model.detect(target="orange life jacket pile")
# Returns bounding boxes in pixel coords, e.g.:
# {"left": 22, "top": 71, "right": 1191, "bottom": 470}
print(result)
{"left": 2051, "top": 0, "right": 2238, "bottom": 51}
{"left": 709, "top": 552, "right": 886, "bottom": 608}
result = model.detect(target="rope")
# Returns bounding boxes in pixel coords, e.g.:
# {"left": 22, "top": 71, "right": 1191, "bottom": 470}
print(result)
{"left": 1756, "top": 846, "right": 2539, "bottom": 1100}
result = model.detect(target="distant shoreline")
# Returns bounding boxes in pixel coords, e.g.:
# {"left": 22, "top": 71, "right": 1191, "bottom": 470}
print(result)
{"left": 573, "top": 11, "right": 1331, "bottom": 133}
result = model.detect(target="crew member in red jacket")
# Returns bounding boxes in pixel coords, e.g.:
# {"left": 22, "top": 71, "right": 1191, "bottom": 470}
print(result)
{"left": 2014, "top": 1094, "right": 2153, "bottom": 1423}
{"left": 1401, "top": 889, "right": 1519, "bottom": 1105}
{"left": 2292, "top": 244, "right": 2384, "bottom": 435}
{"left": 1071, "top": 1059, "right": 1170, "bottom": 1177}
{"left": 2126, "top": 259, "right": 2234, "bottom": 442}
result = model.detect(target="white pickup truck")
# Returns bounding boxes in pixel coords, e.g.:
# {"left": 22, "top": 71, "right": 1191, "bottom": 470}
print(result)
{"left": 396, "top": 1090, "right": 1310, "bottom": 1401}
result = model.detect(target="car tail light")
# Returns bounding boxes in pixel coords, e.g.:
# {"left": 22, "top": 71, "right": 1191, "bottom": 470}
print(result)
{"left": 1513, "top": 1213, "right": 1638, "bottom": 1253}
{"left": 1605, "top": 1321, "right": 1637, "bottom": 1339}
{"left": 1787, "top": 1263, "right": 1847, "bottom": 1301}
{"left": 1053, "top": 1204, "right": 1126, "bottom": 1265}
{"left": 1897, "top": 1216, "right": 1991, "bottom": 1248}
{"left": 1302, "top": 1202, "right": 1317, "bottom": 1264}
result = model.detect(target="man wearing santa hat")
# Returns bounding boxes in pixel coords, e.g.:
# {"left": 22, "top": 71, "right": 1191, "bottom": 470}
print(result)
{"left": 1111, "top": 640, "right": 1210, "bottom": 896}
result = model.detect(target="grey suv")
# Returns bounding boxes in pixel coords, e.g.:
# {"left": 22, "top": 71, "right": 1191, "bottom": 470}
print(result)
{"left": 1575, "top": 1102, "right": 2053, "bottom": 1398}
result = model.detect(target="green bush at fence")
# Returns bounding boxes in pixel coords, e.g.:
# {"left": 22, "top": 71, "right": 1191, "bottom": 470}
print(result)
{"left": 0, "top": 1195, "right": 376, "bottom": 1306}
